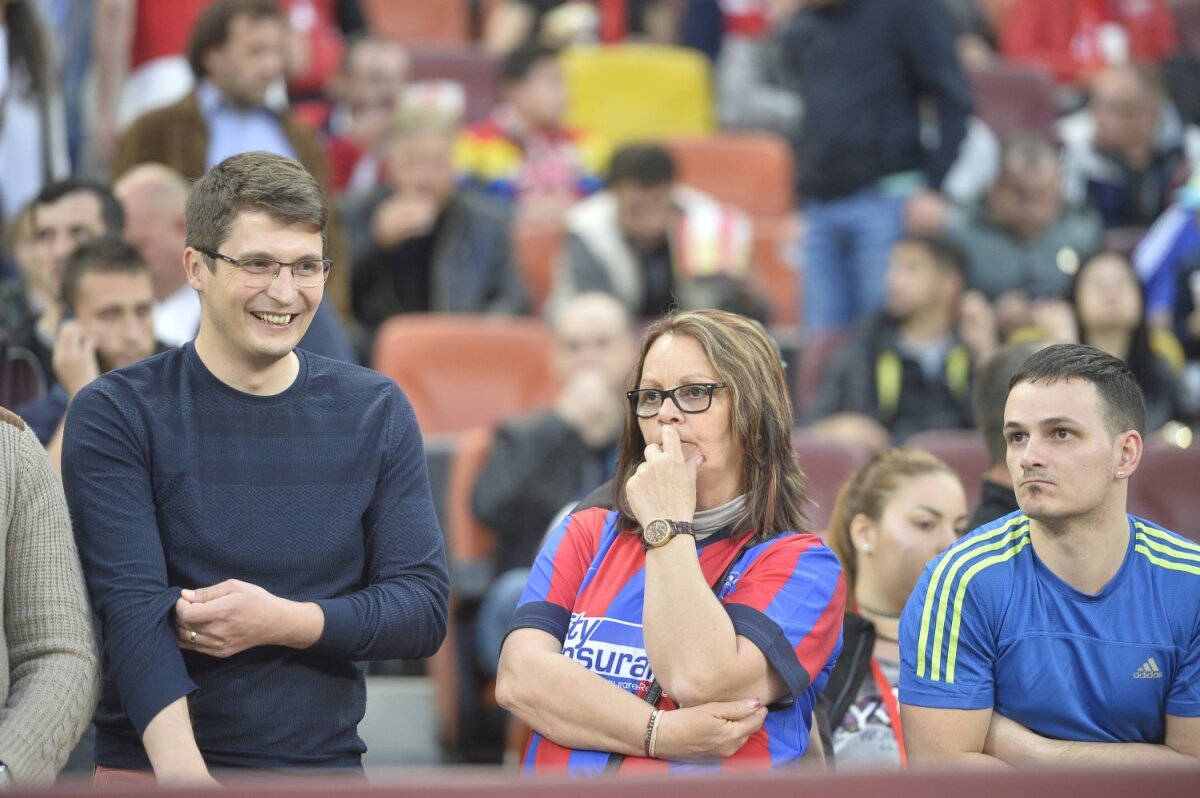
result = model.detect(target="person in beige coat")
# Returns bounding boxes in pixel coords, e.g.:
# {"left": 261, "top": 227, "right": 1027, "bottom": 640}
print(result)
{"left": 0, "top": 406, "right": 97, "bottom": 786}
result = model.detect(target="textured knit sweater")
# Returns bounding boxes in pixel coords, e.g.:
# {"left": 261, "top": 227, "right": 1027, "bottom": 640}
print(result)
{"left": 0, "top": 407, "right": 98, "bottom": 785}
{"left": 62, "top": 344, "right": 449, "bottom": 770}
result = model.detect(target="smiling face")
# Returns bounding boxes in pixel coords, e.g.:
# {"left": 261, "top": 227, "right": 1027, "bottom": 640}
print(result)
{"left": 635, "top": 333, "right": 743, "bottom": 510}
{"left": 855, "top": 472, "right": 967, "bottom": 609}
{"left": 185, "top": 210, "right": 324, "bottom": 369}
{"left": 1004, "top": 378, "right": 1129, "bottom": 524}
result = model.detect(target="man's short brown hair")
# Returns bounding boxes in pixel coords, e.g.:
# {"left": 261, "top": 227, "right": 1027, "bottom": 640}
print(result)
{"left": 187, "top": 0, "right": 284, "bottom": 80}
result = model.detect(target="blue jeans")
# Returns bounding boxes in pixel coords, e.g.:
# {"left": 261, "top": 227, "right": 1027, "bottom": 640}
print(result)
{"left": 475, "top": 567, "right": 531, "bottom": 678}
{"left": 801, "top": 187, "right": 905, "bottom": 331}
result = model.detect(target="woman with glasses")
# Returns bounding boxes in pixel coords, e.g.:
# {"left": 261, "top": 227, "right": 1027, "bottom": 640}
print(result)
{"left": 496, "top": 309, "right": 846, "bottom": 773}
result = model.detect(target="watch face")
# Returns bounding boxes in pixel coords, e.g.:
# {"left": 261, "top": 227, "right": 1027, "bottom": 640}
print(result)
{"left": 643, "top": 519, "right": 672, "bottom": 547}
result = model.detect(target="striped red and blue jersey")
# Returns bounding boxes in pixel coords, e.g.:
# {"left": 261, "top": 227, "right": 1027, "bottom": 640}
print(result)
{"left": 900, "top": 511, "right": 1200, "bottom": 743}
{"left": 509, "top": 507, "right": 846, "bottom": 774}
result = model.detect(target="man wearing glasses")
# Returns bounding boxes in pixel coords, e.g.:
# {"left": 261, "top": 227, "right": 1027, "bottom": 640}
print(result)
{"left": 62, "top": 151, "right": 449, "bottom": 785}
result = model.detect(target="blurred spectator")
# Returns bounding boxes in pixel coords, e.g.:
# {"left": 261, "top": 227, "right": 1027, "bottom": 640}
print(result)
{"left": 39, "top": 0, "right": 94, "bottom": 170}
{"left": 0, "top": 207, "right": 54, "bottom": 383}
{"left": 998, "top": 0, "right": 1176, "bottom": 87}
{"left": 280, "top": 0, "right": 366, "bottom": 107}
{"left": 700, "top": 0, "right": 805, "bottom": 136}
{"left": 1057, "top": 250, "right": 1187, "bottom": 431}
{"left": 113, "top": 165, "right": 200, "bottom": 348}
{"left": 14, "top": 179, "right": 125, "bottom": 384}
{"left": 551, "top": 143, "right": 765, "bottom": 322}
{"left": 946, "top": 132, "right": 1102, "bottom": 335}
{"left": 825, "top": 448, "right": 967, "bottom": 769}
{"left": 454, "top": 41, "right": 608, "bottom": 222}
{"left": 112, "top": 0, "right": 355, "bottom": 344}
{"left": 1135, "top": 169, "right": 1200, "bottom": 372}
{"left": 0, "top": 405, "right": 98, "bottom": 787}
{"left": 0, "top": 1, "right": 69, "bottom": 225}
{"left": 968, "top": 341, "right": 1045, "bottom": 531}
{"left": 484, "top": 0, "right": 679, "bottom": 53}
{"left": 1059, "top": 65, "right": 1200, "bottom": 229}
{"left": 345, "top": 108, "right": 529, "bottom": 335}
{"left": 806, "top": 234, "right": 992, "bottom": 450}
{"left": 323, "top": 35, "right": 409, "bottom": 195}
{"left": 471, "top": 291, "right": 635, "bottom": 676}
{"left": 15, "top": 238, "right": 157, "bottom": 475}
{"left": 92, "top": 0, "right": 210, "bottom": 164}
{"left": 779, "top": 0, "right": 972, "bottom": 332}
{"left": 941, "top": 0, "right": 996, "bottom": 70}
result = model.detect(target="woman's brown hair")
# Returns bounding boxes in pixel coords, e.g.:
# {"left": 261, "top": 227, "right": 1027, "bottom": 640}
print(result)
{"left": 826, "top": 448, "right": 957, "bottom": 596}
{"left": 612, "top": 310, "right": 808, "bottom": 542}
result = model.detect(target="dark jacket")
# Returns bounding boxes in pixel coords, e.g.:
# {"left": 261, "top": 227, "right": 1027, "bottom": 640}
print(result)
{"left": 807, "top": 314, "right": 975, "bottom": 443}
{"left": 471, "top": 411, "right": 615, "bottom": 575}
{"left": 781, "top": 0, "right": 973, "bottom": 200}
{"left": 342, "top": 187, "right": 529, "bottom": 329}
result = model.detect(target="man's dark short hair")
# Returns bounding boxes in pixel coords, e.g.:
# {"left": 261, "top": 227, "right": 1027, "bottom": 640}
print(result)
{"left": 60, "top": 237, "right": 149, "bottom": 312}
{"left": 185, "top": 151, "right": 329, "bottom": 257}
{"left": 895, "top": 233, "right": 968, "bottom": 283}
{"left": 975, "top": 342, "right": 1045, "bottom": 465}
{"left": 498, "top": 40, "right": 559, "bottom": 87}
{"left": 34, "top": 177, "right": 125, "bottom": 235}
{"left": 1009, "top": 343, "right": 1147, "bottom": 437}
{"left": 187, "top": 0, "right": 284, "bottom": 80}
{"left": 608, "top": 143, "right": 676, "bottom": 189}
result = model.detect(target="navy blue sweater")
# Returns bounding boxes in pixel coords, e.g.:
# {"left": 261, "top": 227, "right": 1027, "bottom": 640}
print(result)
{"left": 62, "top": 343, "right": 449, "bottom": 770}
{"left": 783, "top": 0, "right": 973, "bottom": 201}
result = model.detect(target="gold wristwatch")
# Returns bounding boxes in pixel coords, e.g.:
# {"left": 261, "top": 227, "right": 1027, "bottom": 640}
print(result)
{"left": 642, "top": 519, "right": 696, "bottom": 550}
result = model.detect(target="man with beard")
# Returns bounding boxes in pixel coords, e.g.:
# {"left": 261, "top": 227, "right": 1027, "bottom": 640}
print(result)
{"left": 806, "top": 234, "right": 994, "bottom": 449}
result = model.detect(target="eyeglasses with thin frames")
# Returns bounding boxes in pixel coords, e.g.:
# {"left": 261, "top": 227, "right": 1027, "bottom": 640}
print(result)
{"left": 197, "top": 248, "right": 333, "bottom": 289}
{"left": 626, "top": 383, "right": 727, "bottom": 418}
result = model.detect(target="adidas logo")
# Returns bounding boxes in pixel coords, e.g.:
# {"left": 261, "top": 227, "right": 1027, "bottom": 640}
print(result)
{"left": 1133, "top": 657, "right": 1164, "bottom": 679}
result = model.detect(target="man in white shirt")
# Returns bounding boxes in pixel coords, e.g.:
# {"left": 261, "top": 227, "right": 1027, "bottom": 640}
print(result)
{"left": 114, "top": 164, "right": 200, "bottom": 347}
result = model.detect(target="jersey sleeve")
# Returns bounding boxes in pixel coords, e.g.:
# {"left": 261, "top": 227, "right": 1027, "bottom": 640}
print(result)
{"left": 506, "top": 508, "right": 609, "bottom": 644}
{"left": 899, "top": 551, "right": 998, "bottom": 710}
{"left": 1168, "top": 610, "right": 1200, "bottom": 717}
{"left": 721, "top": 535, "right": 846, "bottom": 701}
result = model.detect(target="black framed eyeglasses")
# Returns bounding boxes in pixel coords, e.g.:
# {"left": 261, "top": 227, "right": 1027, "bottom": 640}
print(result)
{"left": 627, "top": 383, "right": 727, "bottom": 418}
{"left": 197, "top": 248, "right": 333, "bottom": 289}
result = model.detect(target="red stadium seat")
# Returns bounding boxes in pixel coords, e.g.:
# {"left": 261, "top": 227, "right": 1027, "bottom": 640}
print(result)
{"left": 968, "top": 60, "right": 1058, "bottom": 141}
{"left": 362, "top": 0, "right": 472, "bottom": 45}
{"left": 1175, "top": 3, "right": 1200, "bottom": 59}
{"left": 665, "top": 132, "right": 796, "bottom": 221}
{"left": 905, "top": 429, "right": 992, "bottom": 512}
{"left": 792, "top": 431, "right": 874, "bottom": 532}
{"left": 512, "top": 220, "right": 566, "bottom": 316}
{"left": 371, "top": 314, "right": 558, "bottom": 436}
{"left": 794, "top": 329, "right": 850, "bottom": 420}
{"left": 1129, "top": 444, "right": 1200, "bottom": 542}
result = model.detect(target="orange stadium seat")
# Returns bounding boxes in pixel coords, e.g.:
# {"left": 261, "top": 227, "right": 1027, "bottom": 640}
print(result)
{"left": 751, "top": 216, "right": 800, "bottom": 328}
{"left": 968, "top": 60, "right": 1058, "bottom": 141}
{"left": 371, "top": 314, "right": 558, "bottom": 436}
{"left": 1129, "top": 444, "right": 1200, "bottom": 542}
{"left": 362, "top": 0, "right": 472, "bottom": 45}
{"left": 407, "top": 46, "right": 500, "bottom": 124}
{"left": 560, "top": 44, "right": 714, "bottom": 145}
{"left": 905, "top": 428, "right": 991, "bottom": 512}
{"left": 665, "top": 132, "right": 796, "bottom": 220}
{"left": 792, "top": 431, "right": 874, "bottom": 532}
{"left": 512, "top": 220, "right": 566, "bottom": 316}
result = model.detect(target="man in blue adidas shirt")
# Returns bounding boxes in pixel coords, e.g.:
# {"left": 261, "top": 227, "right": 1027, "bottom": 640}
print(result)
{"left": 899, "top": 343, "right": 1200, "bottom": 766}
{"left": 63, "top": 151, "right": 449, "bottom": 784}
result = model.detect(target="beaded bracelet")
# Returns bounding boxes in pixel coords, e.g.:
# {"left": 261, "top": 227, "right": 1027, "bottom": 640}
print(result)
{"left": 644, "top": 709, "right": 663, "bottom": 758}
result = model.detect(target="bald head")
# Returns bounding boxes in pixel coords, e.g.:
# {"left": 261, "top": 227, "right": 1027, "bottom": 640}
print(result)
{"left": 1090, "top": 65, "right": 1161, "bottom": 166}
{"left": 551, "top": 292, "right": 636, "bottom": 391}
{"left": 114, "top": 164, "right": 192, "bottom": 300}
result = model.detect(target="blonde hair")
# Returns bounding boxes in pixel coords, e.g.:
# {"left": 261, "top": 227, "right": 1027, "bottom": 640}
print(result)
{"left": 613, "top": 310, "right": 809, "bottom": 541}
{"left": 826, "top": 448, "right": 957, "bottom": 596}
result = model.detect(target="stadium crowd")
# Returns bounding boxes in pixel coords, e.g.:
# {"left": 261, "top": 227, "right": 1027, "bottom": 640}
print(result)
{"left": 0, "top": 0, "right": 1198, "bottom": 788}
